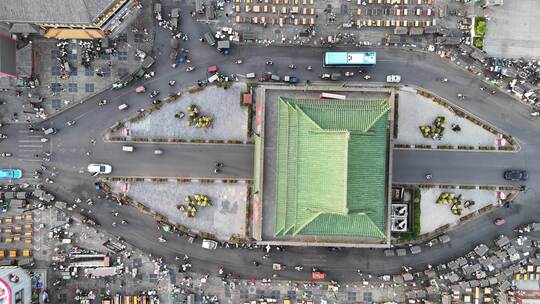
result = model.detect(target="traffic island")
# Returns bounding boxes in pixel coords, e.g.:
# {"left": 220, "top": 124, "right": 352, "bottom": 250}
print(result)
{"left": 394, "top": 88, "right": 518, "bottom": 151}
{"left": 108, "top": 180, "right": 249, "bottom": 240}
{"left": 419, "top": 185, "right": 516, "bottom": 236}
{"left": 108, "top": 83, "right": 249, "bottom": 144}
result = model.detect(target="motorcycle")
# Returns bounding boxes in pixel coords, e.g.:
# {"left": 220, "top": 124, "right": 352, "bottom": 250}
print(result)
{"left": 158, "top": 236, "right": 167, "bottom": 243}
{"left": 265, "top": 60, "right": 273, "bottom": 66}
{"left": 345, "top": 71, "right": 354, "bottom": 77}
{"left": 0, "top": 152, "right": 11, "bottom": 157}
{"left": 186, "top": 66, "right": 194, "bottom": 72}
{"left": 235, "top": 59, "right": 243, "bottom": 64}
{"left": 0, "top": 134, "right": 6, "bottom": 139}
{"left": 149, "top": 90, "right": 160, "bottom": 98}
{"left": 288, "top": 64, "right": 296, "bottom": 69}
{"left": 306, "top": 65, "right": 313, "bottom": 71}
{"left": 364, "top": 75, "right": 371, "bottom": 80}
{"left": 40, "top": 138, "right": 48, "bottom": 142}
{"left": 168, "top": 80, "right": 176, "bottom": 86}
{"left": 98, "top": 99, "right": 107, "bottom": 106}
{"left": 66, "top": 120, "right": 76, "bottom": 127}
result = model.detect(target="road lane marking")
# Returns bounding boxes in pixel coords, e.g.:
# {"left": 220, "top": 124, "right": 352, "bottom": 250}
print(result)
{"left": 16, "top": 159, "right": 42, "bottom": 163}
{"left": 18, "top": 140, "right": 43, "bottom": 143}
{"left": 18, "top": 145, "right": 43, "bottom": 148}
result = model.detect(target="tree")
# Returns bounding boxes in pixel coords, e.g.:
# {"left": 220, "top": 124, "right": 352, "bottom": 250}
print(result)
{"left": 476, "top": 20, "right": 487, "bottom": 37}
{"left": 473, "top": 37, "right": 484, "bottom": 49}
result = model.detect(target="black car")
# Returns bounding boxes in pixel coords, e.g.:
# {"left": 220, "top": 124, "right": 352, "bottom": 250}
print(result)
{"left": 503, "top": 170, "right": 528, "bottom": 181}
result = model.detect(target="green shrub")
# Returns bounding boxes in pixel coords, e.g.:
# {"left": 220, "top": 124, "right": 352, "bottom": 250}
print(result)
{"left": 473, "top": 37, "right": 484, "bottom": 49}
{"left": 475, "top": 17, "right": 487, "bottom": 37}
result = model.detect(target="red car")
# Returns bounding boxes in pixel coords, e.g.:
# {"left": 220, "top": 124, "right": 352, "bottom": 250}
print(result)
{"left": 494, "top": 218, "right": 506, "bottom": 226}
{"left": 258, "top": 75, "right": 269, "bottom": 82}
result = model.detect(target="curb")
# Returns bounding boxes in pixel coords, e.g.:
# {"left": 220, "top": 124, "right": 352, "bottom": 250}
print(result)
{"left": 393, "top": 145, "right": 517, "bottom": 153}
{"left": 104, "top": 176, "right": 254, "bottom": 182}
{"left": 104, "top": 139, "right": 254, "bottom": 145}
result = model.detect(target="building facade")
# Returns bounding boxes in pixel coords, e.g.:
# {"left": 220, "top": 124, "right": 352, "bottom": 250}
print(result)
{"left": 0, "top": 0, "right": 142, "bottom": 39}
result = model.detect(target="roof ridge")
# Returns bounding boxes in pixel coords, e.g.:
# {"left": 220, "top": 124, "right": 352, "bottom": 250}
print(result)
{"left": 343, "top": 130, "right": 349, "bottom": 215}
{"left": 360, "top": 102, "right": 391, "bottom": 133}
{"left": 294, "top": 212, "right": 323, "bottom": 235}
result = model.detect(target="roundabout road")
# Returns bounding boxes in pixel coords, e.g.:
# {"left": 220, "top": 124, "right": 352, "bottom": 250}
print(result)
{"left": 2, "top": 5, "right": 540, "bottom": 282}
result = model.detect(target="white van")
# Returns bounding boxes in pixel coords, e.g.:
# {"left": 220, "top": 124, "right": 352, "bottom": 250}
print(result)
{"left": 122, "top": 145, "right": 134, "bottom": 152}
{"left": 202, "top": 239, "right": 218, "bottom": 250}
{"left": 44, "top": 128, "right": 56, "bottom": 135}
{"left": 118, "top": 103, "right": 129, "bottom": 110}
{"left": 207, "top": 74, "right": 219, "bottom": 83}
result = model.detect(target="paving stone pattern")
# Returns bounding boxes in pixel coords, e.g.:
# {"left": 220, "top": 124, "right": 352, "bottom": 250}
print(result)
{"left": 16, "top": 2, "right": 156, "bottom": 123}
{"left": 111, "top": 181, "right": 248, "bottom": 240}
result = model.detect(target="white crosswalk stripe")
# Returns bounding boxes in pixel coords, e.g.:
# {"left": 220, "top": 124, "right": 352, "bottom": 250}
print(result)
{"left": 16, "top": 134, "right": 45, "bottom": 159}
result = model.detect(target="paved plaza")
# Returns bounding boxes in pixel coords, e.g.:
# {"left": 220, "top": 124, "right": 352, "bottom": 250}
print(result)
{"left": 482, "top": 0, "right": 540, "bottom": 59}
{"left": 111, "top": 181, "right": 248, "bottom": 240}
{"left": 395, "top": 89, "right": 499, "bottom": 147}
{"left": 123, "top": 84, "right": 249, "bottom": 142}
{"left": 419, "top": 188, "right": 498, "bottom": 234}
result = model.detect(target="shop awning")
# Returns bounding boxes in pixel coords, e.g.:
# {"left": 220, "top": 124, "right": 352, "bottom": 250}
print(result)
{"left": 44, "top": 29, "right": 104, "bottom": 39}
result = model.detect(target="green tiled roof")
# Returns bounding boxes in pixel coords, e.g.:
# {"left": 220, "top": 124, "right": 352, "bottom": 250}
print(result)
{"left": 274, "top": 97, "right": 389, "bottom": 240}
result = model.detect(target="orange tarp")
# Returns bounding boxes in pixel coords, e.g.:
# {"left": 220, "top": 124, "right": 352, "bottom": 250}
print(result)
{"left": 44, "top": 29, "right": 104, "bottom": 39}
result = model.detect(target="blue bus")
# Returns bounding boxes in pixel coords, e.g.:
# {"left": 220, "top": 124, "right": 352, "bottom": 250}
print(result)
{"left": 324, "top": 51, "right": 377, "bottom": 67}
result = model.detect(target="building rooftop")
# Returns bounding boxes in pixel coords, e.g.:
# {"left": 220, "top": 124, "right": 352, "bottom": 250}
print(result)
{"left": 0, "top": 0, "right": 115, "bottom": 23}
{"left": 0, "top": 35, "right": 17, "bottom": 78}
{"left": 274, "top": 97, "right": 390, "bottom": 240}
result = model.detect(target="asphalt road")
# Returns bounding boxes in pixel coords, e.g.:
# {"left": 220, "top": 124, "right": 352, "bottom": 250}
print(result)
{"left": 1, "top": 2, "right": 540, "bottom": 282}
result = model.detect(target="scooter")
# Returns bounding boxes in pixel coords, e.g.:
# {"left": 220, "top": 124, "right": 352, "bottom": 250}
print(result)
{"left": 306, "top": 65, "right": 313, "bottom": 71}
{"left": 235, "top": 59, "right": 243, "bottom": 64}
{"left": 66, "top": 120, "right": 76, "bottom": 126}
{"left": 0, "top": 134, "right": 6, "bottom": 139}
{"left": 98, "top": 99, "right": 107, "bottom": 106}
{"left": 186, "top": 66, "right": 194, "bottom": 72}
{"left": 288, "top": 64, "right": 296, "bottom": 69}
{"left": 364, "top": 75, "right": 371, "bottom": 80}
{"left": 40, "top": 138, "right": 48, "bottom": 143}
